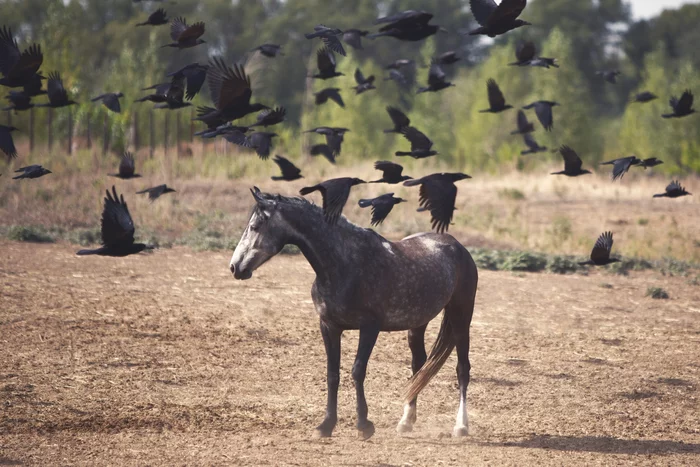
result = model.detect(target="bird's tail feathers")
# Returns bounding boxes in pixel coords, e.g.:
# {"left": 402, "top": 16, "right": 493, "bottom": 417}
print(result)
{"left": 76, "top": 249, "right": 99, "bottom": 256}
{"left": 402, "top": 179, "right": 421, "bottom": 187}
{"left": 652, "top": 193, "right": 666, "bottom": 198}
{"left": 358, "top": 199, "right": 373, "bottom": 208}
{"left": 299, "top": 186, "right": 319, "bottom": 196}
{"left": 395, "top": 151, "right": 412, "bottom": 156}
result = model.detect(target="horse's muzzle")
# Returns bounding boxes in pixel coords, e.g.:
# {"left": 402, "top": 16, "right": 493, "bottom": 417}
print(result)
{"left": 230, "top": 263, "right": 252, "bottom": 280}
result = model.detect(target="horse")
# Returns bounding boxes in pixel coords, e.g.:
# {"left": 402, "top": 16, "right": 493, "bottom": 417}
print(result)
{"left": 230, "top": 188, "right": 478, "bottom": 439}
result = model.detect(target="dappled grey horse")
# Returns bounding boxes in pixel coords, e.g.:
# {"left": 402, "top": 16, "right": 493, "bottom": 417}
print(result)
{"left": 230, "top": 188, "right": 478, "bottom": 439}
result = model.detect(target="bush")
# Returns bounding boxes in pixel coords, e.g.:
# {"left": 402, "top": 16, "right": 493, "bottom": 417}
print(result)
{"left": 498, "top": 188, "right": 526, "bottom": 201}
{"left": 501, "top": 251, "right": 547, "bottom": 272}
{"left": 547, "top": 256, "right": 582, "bottom": 274}
{"left": 646, "top": 287, "right": 669, "bottom": 299}
{"left": 6, "top": 225, "right": 55, "bottom": 243}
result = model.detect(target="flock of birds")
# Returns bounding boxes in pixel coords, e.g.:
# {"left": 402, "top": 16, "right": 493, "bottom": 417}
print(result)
{"left": 0, "top": 0, "right": 696, "bottom": 264}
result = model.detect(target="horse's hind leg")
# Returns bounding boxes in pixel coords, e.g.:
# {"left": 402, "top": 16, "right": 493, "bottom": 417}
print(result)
{"left": 448, "top": 294, "right": 475, "bottom": 437}
{"left": 352, "top": 324, "right": 380, "bottom": 440}
{"left": 397, "top": 324, "right": 427, "bottom": 433}
{"left": 314, "top": 320, "right": 341, "bottom": 438}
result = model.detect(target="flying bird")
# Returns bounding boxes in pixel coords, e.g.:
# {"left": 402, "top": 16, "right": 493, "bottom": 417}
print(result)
{"left": 596, "top": 70, "right": 621, "bottom": 84}
{"left": 359, "top": 193, "right": 406, "bottom": 226}
{"left": 343, "top": 29, "right": 369, "bottom": 50}
{"left": 395, "top": 127, "right": 438, "bottom": 158}
{"left": 384, "top": 106, "right": 410, "bottom": 133}
{"left": 522, "top": 100, "right": 559, "bottom": 131}
{"left": 250, "top": 106, "right": 286, "bottom": 128}
{"left": 203, "top": 57, "right": 268, "bottom": 122}
{"left": 77, "top": 186, "right": 153, "bottom": 257}
{"left": 152, "top": 75, "right": 191, "bottom": 110}
{"left": 224, "top": 131, "right": 277, "bottom": 159}
{"left": 653, "top": 180, "right": 691, "bottom": 198}
{"left": 250, "top": 44, "right": 283, "bottom": 58}
{"left": 305, "top": 25, "right": 346, "bottom": 56}
{"left": 662, "top": 90, "right": 695, "bottom": 118}
{"left": 314, "top": 88, "right": 344, "bottom": 108}
{"left": 313, "top": 47, "right": 344, "bottom": 80}
{"left": 480, "top": 79, "right": 512, "bottom": 113}
{"left": 0, "top": 124, "right": 18, "bottom": 160}
{"left": 304, "top": 127, "right": 349, "bottom": 157}
{"left": 631, "top": 91, "right": 657, "bottom": 104}
{"left": 384, "top": 69, "right": 411, "bottom": 87}
{"left": 417, "top": 63, "right": 454, "bottom": 93}
{"left": 309, "top": 144, "right": 336, "bottom": 164}
{"left": 551, "top": 146, "right": 591, "bottom": 177}
{"left": 637, "top": 157, "right": 663, "bottom": 169}
{"left": 520, "top": 133, "right": 547, "bottom": 155}
{"left": 91, "top": 92, "right": 124, "bottom": 113}
{"left": 135, "top": 82, "right": 171, "bottom": 104}
{"left": 578, "top": 231, "right": 620, "bottom": 266}
{"left": 136, "top": 184, "right": 176, "bottom": 201}
{"left": 353, "top": 68, "right": 376, "bottom": 94}
{"left": 3, "top": 91, "right": 33, "bottom": 112}
{"left": 109, "top": 152, "right": 141, "bottom": 179}
{"left": 370, "top": 161, "right": 412, "bottom": 184}
{"left": 136, "top": 8, "right": 168, "bottom": 26}
{"left": 386, "top": 59, "right": 415, "bottom": 70}
{"left": 511, "top": 110, "right": 534, "bottom": 134}
{"left": 271, "top": 155, "right": 303, "bottom": 181}
{"left": 0, "top": 26, "right": 43, "bottom": 88}
{"left": 403, "top": 173, "right": 472, "bottom": 233}
{"left": 433, "top": 51, "right": 460, "bottom": 66}
{"left": 509, "top": 40, "right": 557, "bottom": 68}
{"left": 299, "top": 177, "right": 366, "bottom": 225}
{"left": 468, "top": 0, "right": 531, "bottom": 37}
{"left": 600, "top": 155, "right": 641, "bottom": 181}
{"left": 12, "top": 164, "right": 51, "bottom": 180}
{"left": 162, "top": 17, "right": 206, "bottom": 49}
{"left": 35, "top": 72, "right": 76, "bottom": 108}
{"left": 167, "top": 63, "right": 208, "bottom": 100}
{"left": 369, "top": 10, "right": 445, "bottom": 42}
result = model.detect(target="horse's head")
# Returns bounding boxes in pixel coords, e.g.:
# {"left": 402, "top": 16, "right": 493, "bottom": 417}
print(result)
{"left": 230, "top": 187, "right": 287, "bottom": 280}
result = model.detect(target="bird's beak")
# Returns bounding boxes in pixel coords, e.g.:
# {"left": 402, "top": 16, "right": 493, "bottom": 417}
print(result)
{"left": 398, "top": 198, "right": 407, "bottom": 203}
{"left": 46, "top": 170, "right": 52, "bottom": 174}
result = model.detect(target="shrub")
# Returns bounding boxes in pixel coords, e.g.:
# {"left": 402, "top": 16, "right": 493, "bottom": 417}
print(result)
{"left": 6, "top": 225, "right": 55, "bottom": 243}
{"left": 547, "top": 256, "right": 582, "bottom": 274}
{"left": 646, "top": 287, "right": 669, "bottom": 299}
{"left": 501, "top": 251, "right": 547, "bottom": 272}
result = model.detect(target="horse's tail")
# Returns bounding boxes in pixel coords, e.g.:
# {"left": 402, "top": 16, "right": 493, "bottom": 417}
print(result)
{"left": 403, "top": 311, "right": 456, "bottom": 403}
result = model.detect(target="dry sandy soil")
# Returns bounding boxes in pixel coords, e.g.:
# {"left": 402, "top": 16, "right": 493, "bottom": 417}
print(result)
{"left": 1, "top": 240, "right": 699, "bottom": 466}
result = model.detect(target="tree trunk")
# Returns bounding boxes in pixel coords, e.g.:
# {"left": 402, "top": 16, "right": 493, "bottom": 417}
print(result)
{"left": 149, "top": 109, "right": 155, "bottom": 159}
{"left": 47, "top": 108, "right": 53, "bottom": 151}
{"left": 86, "top": 112, "right": 92, "bottom": 151}
{"left": 102, "top": 113, "right": 109, "bottom": 156}
{"left": 163, "top": 112, "right": 169, "bottom": 157}
{"left": 67, "top": 106, "right": 73, "bottom": 155}
{"left": 29, "top": 108, "right": 35, "bottom": 153}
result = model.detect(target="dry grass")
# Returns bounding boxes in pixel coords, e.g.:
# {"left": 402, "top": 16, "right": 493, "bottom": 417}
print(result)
{"left": 1, "top": 147, "right": 698, "bottom": 261}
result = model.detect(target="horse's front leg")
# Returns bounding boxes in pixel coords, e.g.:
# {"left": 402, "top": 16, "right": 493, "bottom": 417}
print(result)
{"left": 352, "top": 324, "right": 380, "bottom": 440}
{"left": 315, "top": 320, "right": 341, "bottom": 438}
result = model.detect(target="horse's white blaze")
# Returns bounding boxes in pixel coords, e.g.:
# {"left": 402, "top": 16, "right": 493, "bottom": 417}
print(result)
{"left": 230, "top": 211, "right": 261, "bottom": 272}
{"left": 396, "top": 403, "right": 416, "bottom": 432}
{"left": 453, "top": 396, "right": 469, "bottom": 436}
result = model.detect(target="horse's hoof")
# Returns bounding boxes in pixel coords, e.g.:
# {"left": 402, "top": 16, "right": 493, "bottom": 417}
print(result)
{"left": 452, "top": 425, "right": 469, "bottom": 437}
{"left": 396, "top": 422, "right": 413, "bottom": 434}
{"left": 358, "top": 421, "right": 375, "bottom": 440}
{"left": 313, "top": 428, "right": 333, "bottom": 439}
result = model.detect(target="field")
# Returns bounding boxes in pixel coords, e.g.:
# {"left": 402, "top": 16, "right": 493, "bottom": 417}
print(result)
{"left": 1, "top": 240, "right": 699, "bottom": 466}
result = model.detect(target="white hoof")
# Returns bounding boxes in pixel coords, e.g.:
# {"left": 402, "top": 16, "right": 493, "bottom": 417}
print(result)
{"left": 453, "top": 425, "right": 469, "bottom": 437}
{"left": 396, "top": 421, "right": 413, "bottom": 434}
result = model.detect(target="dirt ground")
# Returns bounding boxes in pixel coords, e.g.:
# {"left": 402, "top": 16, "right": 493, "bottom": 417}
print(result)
{"left": 1, "top": 240, "right": 699, "bottom": 466}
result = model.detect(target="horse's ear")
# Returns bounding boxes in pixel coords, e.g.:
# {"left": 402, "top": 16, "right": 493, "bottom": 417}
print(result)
{"left": 250, "top": 186, "right": 264, "bottom": 203}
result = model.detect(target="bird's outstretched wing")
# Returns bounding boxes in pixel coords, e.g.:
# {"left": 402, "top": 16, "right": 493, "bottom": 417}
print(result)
{"left": 486, "top": 79, "right": 506, "bottom": 109}
{"left": 101, "top": 186, "right": 136, "bottom": 248}
{"left": 401, "top": 127, "right": 432, "bottom": 151}
{"left": 375, "top": 161, "right": 404, "bottom": 179}
{"left": 677, "top": 90, "right": 694, "bottom": 114}
{"left": 420, "top": 177, "right": 457, "bottom": 234}
{"left": 559, "top": 146, "right": 583, "bottom": 172}
{"left": 590, "top": 231, "right": 613, "bottom": 263}
{"left": 470, "top": 0, "right": 499, "bottom": 26}
{"left": 488, "top": 0, "right": 527, "bottom": 26}
{"left": 320, "top": 180, "right": 351, "bottom": 225}
{"left": 427, "top": 64, "right": 447, "bottom": 86}
{"left": 118, "top": 152, "right": 136, "bottom": 177}
{"left": 0, "top": 126, "right": 18, "bottom": 159}
{"left": 47, "top": 72, "right": 68, "bottom": 103}
{"left": 316, "top": 47, "right": 336, "bottom": 73}
{"left": 534, "top": 102, "right": 554, "bottom": 131}
{"left": 516, "top": 110, "right": 530, "bottom": 132}
{"left": 386, "top": 106, "right": 410, "bottom": 129}
{"left": 273, "top": 155, "right": 301, "bottom": 178}
{"left": 515, "top": 41, "right": 535, "bottom": 62}
{"left": 170, "top": 17, "right": 188, "bottom": 41}
{"left": 207, "top": 58, "right": 252, "bottom": 113}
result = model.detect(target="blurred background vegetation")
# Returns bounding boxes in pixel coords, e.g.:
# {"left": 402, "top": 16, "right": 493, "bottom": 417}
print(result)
{"left": 1, "top": 0, "right": 700, "bottom": 173}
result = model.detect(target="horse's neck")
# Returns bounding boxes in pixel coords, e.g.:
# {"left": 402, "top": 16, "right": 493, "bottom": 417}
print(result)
{"left": 284, "top": 209, "right": 360, "bottom": 284}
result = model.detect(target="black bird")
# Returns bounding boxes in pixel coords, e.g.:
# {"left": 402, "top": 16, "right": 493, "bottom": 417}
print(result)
{"left": 370, "top": 161, "right": 412, "bottom": 184}
{"left": 343, "top": 29, "right": 369, "bottom": 50}
{"left": 551, "top": 146, "right": 591, "bottom": 177}
{"left": 153, "top": 75, "right": 191, "bottom": 110}
{"left": 305, "top": 25, "right": 346, "bottom": 56}
{"left": 250, "top": 106, "right": 286, "bottom": 128}
{"left": 468, "top": 0, "right": 530, "bottom": 37}
{"left": 509, "top": 41, "right": 557, "bottom": 68}
{"left": 395, "top": 127, "right": 437, "bottom": 158}
{"left": 369, "top": 10, "right": 445, "bottom": 42}
{"left": 386, "top": 59, "right": 415, "bottom": 70}
{"left": 204, "top": 57, "right": 268, "bottom": 122}
{"left": 522, "top": 100, "right": 559, "bottom": 131}
{"left": 251, "top": 44, "right": 283, "bottom": 58}
{"left": 403, "top": 173, "right": 472, "bottom": 233}
{"left": 511, "top": 110, "right": 534, "bottom": 135}
{"left": 135, "top": 82, "right": 171, "bottom": 104}
{"left": 637, "top": 157, "right": 663, "bottom": 169}
{"left": 271, "top": 155, "right": 303, "bottom": 181}
{"left": 36, "top": 72, "right": 76, "bottom": 108}
{"left": 193, "top": 105, "right": 228, "bottom": 133}
{"left": 0, "top": 124, "right": 18, "bottom": 160}
{"left": 578, "top": 231, "right": 620, "bottom": 266}
{"left": 520, "top": 133, "right": 547, "bottom": 155}
{"left": 136, "top": 8, "right": 168, "bottom": 26}
{"left": 384, "top": 106, "right": 410, "bottom": 133}
{"left": 162, "top": 17, "right": 206, "bottom": 49}
{"left": 662, "top": 90, "right": 695, "bottom": 118}
{"left": 314, "top": 88, "right": 344, "bottom": 108}
{"left": 224, "top": 131, "right": 277, "bottom": 159}
{"left": 109, "top": 152, "right": 141, "bottom": 179}
{"left": 600, "top": 155, "right": 641, "bottom": 181}
{"left": 653, "top": 180, "right": 691, "bottom": 198}
{"left": 480, "top": 79, "right": 512, "bottom": 113}
{"left": 417, "top": 63, "right": 454, "bottom": 93}
{"left": 299, "top": 177, "right": 366, "bottom": 225}
{"left": 21, "top": 73, "right": 46, "bottom": 97}
{"left": 313, "top": 47, "right": 344, "bottom": 80}
{"left": 3, "top": 91, "right": 33, "bottom": 112}
{"left": 77, "top": 186, "right": 153, "bottom": 257}
{"left": 353, "top": 68, "right": 376, "bottom": 94}
{"left": 309, "top": 144, "right": 336, "bottom": 164}
{"left": 196, "top": 122, "right": 251, "bottom": 139}
{"left": 433, "top": 51, "right": 460, "bottom": 66}
{"left": 304, "top": 127, "right": 349, "bottom": 157}
{"left": 167, "top": 63, "right": 208, "bottom": 100}
{"left": 359, "top": 193, "right": 406, "bottom": 226}
{"left": 136, "top": 184, "right": 176, "bottom": 201}
{"left": 596, "top": 70, "right": 621, "bottom": 84}
{"left": 631, "top": 91, "right": 657, "bottom": 104}
{"left": 91, "top": 92, "right": 124, "bottom": 113}
{"left": 12, "top": 164, "right": 51, "bottom": 180}
{"left": 384, "top": 69, "right": 410, "bottom": 87}
{"left": 0, "top": 26, "right": 43, "bottom": 88}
